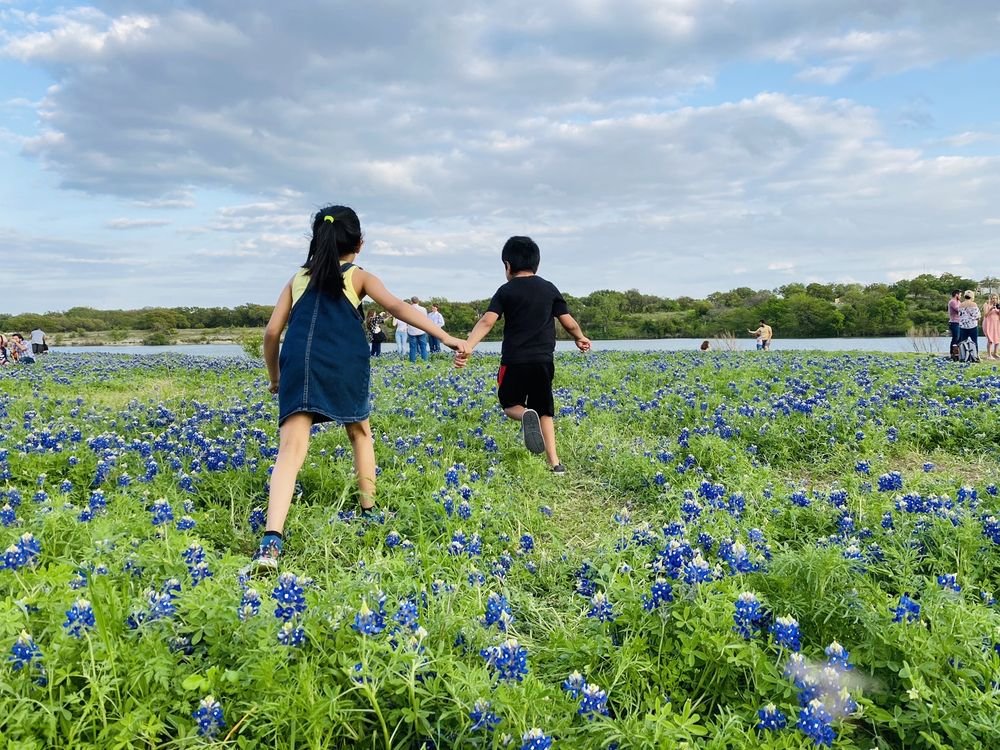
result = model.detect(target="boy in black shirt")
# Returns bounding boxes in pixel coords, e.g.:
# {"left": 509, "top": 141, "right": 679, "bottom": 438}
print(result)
{"left": 458, "top": 236, "right": 591, "bottom": 472}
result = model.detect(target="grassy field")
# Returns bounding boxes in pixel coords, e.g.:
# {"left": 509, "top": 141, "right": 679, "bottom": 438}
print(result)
{"left": 1, "top": 350, "right": 999, "bottom": 749}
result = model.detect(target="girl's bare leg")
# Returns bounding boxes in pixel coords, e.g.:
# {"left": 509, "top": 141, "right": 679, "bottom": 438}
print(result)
{"left": 266, "top": 413, "right": 313, "bottom": 534}
{"left": 346, "top": 419, "right": 376, "bottom": 509}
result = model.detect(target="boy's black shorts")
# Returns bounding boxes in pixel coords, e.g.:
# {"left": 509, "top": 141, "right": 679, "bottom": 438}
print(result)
{"left": 497, "top": 362, "right": 555, "bottom": 417}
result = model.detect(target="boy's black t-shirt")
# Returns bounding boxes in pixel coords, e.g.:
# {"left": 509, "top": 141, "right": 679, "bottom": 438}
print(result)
{"left": 486, "top": 275, "right": 569, "bottom": 365}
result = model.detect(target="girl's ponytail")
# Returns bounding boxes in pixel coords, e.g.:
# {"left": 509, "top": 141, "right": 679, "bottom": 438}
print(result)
{"left": 303, "top": 205, "right": 363, "bottom": 298}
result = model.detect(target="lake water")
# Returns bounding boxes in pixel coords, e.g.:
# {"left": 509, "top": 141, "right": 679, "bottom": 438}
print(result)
{"left": 54, "top": 337, "right": 947, "bottom": 357}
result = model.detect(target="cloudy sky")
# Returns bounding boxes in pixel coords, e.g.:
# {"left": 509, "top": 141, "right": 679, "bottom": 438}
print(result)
{"left": 2, "top": 1, "right": 999, "bottom": 314}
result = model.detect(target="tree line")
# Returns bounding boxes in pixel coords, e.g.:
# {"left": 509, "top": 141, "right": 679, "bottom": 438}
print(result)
{"left": 1, "top": 273, "right": 987, "bottom": 340}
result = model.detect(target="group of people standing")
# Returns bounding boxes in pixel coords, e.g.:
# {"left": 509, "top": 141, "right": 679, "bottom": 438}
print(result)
{"left": 366, "top": 299, "right": 446, "bottom": 362}
{"left": 948, "top": 289, "right": 1000, "bottom": 360}
{"left": 0, "top": 329, "right": 46, "bottom": 366}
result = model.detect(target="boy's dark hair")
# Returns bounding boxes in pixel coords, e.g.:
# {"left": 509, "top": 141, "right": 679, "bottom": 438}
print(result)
{"left": 502, "top": 236, "right": 540, "bottom": 273}
{"left": 759, "top": 319, "right": 766, "bottom": 325}
{"left": 951, "top": 289, "right": 961, "bottom": 296}
{"left": 304, "top": 205, "right": 363, "bottom": 298}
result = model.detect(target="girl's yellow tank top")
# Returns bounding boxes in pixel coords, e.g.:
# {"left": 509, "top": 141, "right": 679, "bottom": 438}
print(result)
{"left": 291, "top": 266, "right": 362, "bottom": 308}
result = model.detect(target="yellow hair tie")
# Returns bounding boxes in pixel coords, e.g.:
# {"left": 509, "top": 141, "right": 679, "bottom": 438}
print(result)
{"left": 323, "top": 215, "right": 335, "bottom": 223}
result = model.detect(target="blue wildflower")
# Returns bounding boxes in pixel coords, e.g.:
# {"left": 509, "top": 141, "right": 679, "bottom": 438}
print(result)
{"left": 587, "top": 591, "right": 615, "bottom": 622}
{"left": 482, "top": 592, "right": 514, "bottom": 631}
{"left": 643, "top": 577, "right": 674, "bottom": 611}
{"left": 272, "top": 572, "right": 307, "bottom": 622}
{"left": 757, "top": 703, "right": 787, "bottom": 731}
{"left": 824, "top": 641, "right": 852, "bottom": 670}
{"left": 520, "top": 728, "right": 552, "bottom": 750}
{"left": 520, "top": 534, "right": 534, "bottom": 553}
{"left": 771, "top": 615, "right": 801, "bottom": 651}
{"left": 892, "top": 594, "right": 920, "bottom": 623}
{"left": 63, "top": 598, "right": 96, "bottom": 638}
{"left": 352, "top": 599, "right": 386, "bottom": 636}
{"left": 239, "top": 588, "right": 261, "bottom": 621}
{"left": 469, "top": 699, "right": 502, "bottom": 732}
{"left": 150, "top": 498, "right": 174, "bottom": 526}
{"left": 578, "top": 682, "right": 609, "bottom": 719}
{"left": 733, "top": 592, "right": 764, "bottom": 639}
{"left": 277, "top": 621, "right": 306, "bottom": 647}
{"left": 797, "top": 699, "right": 836, "bottom": 746}
{"left": 192, "top": 696, "right": 226, "bottom": 739}
{"left": 480, "top": 638, "right": 529, "bottom": 682}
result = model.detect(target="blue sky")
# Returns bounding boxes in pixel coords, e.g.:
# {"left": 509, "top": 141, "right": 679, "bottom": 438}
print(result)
{"left": 2, "top": 1, "right": 999, "bottom": 314}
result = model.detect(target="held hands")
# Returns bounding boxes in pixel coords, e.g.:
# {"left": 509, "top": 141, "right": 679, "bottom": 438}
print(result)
{"left": 575, "top": 336, "right": 592, "bottom": 353}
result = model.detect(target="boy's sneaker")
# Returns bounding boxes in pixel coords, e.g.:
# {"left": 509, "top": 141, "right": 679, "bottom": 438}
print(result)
{"left": 521, "top": 409, "right": 545, "bottom": 455}
{"left": 550, "top": 463, "right": 567, "bottom": 475}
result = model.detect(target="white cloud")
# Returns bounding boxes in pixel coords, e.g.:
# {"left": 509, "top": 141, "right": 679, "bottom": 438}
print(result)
{"left": 105, "top": 218, "right": 171, "bottom": 229}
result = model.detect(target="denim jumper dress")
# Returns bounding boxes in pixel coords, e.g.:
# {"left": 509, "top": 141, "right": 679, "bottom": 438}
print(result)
{"left": 278, "top": 263, "right": 370, "bottom": 425}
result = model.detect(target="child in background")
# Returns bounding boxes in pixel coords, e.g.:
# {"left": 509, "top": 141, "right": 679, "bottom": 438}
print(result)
{"left": 256, "top": 205, "right": 466, "bottom": 568}
{"left": 457, "top": 236, "right": 590, "bottom": 473}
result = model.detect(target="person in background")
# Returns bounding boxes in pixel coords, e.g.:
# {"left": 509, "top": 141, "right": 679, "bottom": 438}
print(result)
{"left": 29, "top": 328, "right": 46, "bottom": 356}
{"left": 406, "top": 296, "right": 430, "bottom": 362}
{"left": 427, "top": 304, "right": 445, "bottom": 353}
{"left": 457, "top": 235, "right": 591, "bottom": 474}
{"left": 948, "top": 289, "right": 962, "bottom": 352}
{"left": 957, "top": 289, "right": 981, "bottom": 358}
{"left": 367, "top": 311, "right": 386, "bottom": 357}
{"left": 699, "top": 340, "right": 711, "bottom": 351}
{"left": 11, "top": 334, "right": 34, "bottom": 364}
{"left": 393, "top": 315, "right": 407, "bottom": 355}
{"left": 983, "top": 294, "right": 1000, "bottom": 361}
{"left": 748, "top": 320, "right": 773, "bottom": 350}
{"left": 0, "top": 334, "right": 9, "bottom": 366}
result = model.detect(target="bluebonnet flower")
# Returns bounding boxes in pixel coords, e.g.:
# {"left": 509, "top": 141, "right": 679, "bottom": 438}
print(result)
{"left": 352, "top": 599, "right": 386, "bottom": 636}
{"left": 881, "top": 511, "right": 894, "bottom": 530}
{"left": 248, "top": 506, "right": 266, "bottom": 533}
{"left": 63, "top": 598, "right": 96, "bottom": 638}
{"left": 520, "top": 728, "right": 552, "bottom": 750}
{"left": 150, "top": 498, "right": 173, "bottom": 526}
{"left": 0, "top": 504, "right": 16, "bottom": 527}
{"left": 757, "top": 703, "right": 787, "bottom": 731}
{"left": 2, "top": 533, "right": 41, "bottom": 570}
{"left": 798, "top": 699, "right": 835, "bottom": 746}
{"left": 578, "top": 682, "right": 609, "bottom": 719}
{"left": 482, "top": 592, "right": 514, "bottom": 631}
{"left": 982, "top": 516, "right": 1000, "bottom": 545}
{"left": 563, "top": 670, "right": 586, "bottom": 698}
{"left": 277, "top": 622, "right": 306, "bottom": 647}
{"left": 468, "top": 569, "right": 486, "bottom": 587}
{"left": 272, "top": 573, "right": 308, "bottom": 622}
{"left": 60, "top": 479, "right": 73, "bottom": 493}
{"left": 681, "top": 554, "right": 714, "bottom": 585}
{"left": 519, "top": 534, "right": 534, "bottom": 553}
{"left": 854, "top": 460, "right": 870, "bottom": 475}
{"left": 892, "top": 594, "right": 920, "bottom": 623}
{"left": 539, "top": 505, "right": 553, "bottom": 517}
{"left": 825, "top": 641, "right": 852, "bottom": 670}
{"left": 480, "top": 638, "right": 529, "bottom": 682}
{"left": 587, "top": 591, "right": 615, "bottom": 622}
{"left": 469, "top": 699, "right": 502, "bottom": 732}
{"left": 733, "top": 592, "right": 764, "bottom": 639}
{"left": 176, "top": 515, "right": 196, "bottom": 531}
{"left": 394, "top": 599, "right": 420, "bottom": 631}
{"left": 771, "top": 615, "right": 801, "bottom": 651}
{"left": 385, "top": 530, "right": 402, "bottom": 548}
{"left": 643, "top": 577, "right": 674, "bottom": 611}
{"left": 238, "top": 588, "right": 261, "bottom": 621}
{"left": 458, "top": 499, "right": 472, "bottom": 520}
{"left": 937, "top": 573, "right": 960, "bottom": 592}
{"left": 9, "top": 630, "right": 44, "bottom": 679}
{"left": 922, "top": 462, "right": 934, "bottom": 472}
{"left": 614, "top": 507, "right": 631, "bottom": 525}
{"left": 722, "top": 541, "right": 757, "bottom": 573}
{"left": 877, "top": 471, "right": 903, "bottom": 492}
{"left": 790, "top": 490, "right": 810, "bottom": 507}
{"left": 193, "top": 696, "right": 226, "bottom": 739}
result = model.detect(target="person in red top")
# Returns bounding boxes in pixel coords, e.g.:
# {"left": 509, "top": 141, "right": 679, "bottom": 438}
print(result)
{"left": 948, "top": 289, "right": 961, "bottom": 350}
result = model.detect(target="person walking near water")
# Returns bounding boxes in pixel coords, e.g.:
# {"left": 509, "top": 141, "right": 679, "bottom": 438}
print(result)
{"left": 982, "top": 294, "right": 1000, "bottom": 360}
{"left": 392, "top": 316, "right": 407, "bottom": 355}
{"left": 29, "top": 328, "right": 46, "bottom": 356}
{"left": 957, "top": 290, "right": 981, "bottom": 361}
{"left": 406, "top": 297, "right": 430, "bottom": 362}
{"left": 254, "top": 205, "right": 466, "bottom": 569}
{"left": 948, "top": 289, "right": 961, "bottom": 353}
{"left": 748, "top": 320, "right": 773, "bottom": 350}
{"left": 427, "top": 304, "right": 445, "bottom": 353}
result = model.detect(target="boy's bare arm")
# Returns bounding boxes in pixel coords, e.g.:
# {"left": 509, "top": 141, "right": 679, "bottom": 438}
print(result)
{"left": 466, "top": 312, "right": 499, "bottom": 349}
{"left": 557, "top": 313, "right": 591, "bottom": 352}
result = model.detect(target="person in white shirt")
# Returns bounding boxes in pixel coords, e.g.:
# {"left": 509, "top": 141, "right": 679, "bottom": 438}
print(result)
{"left": 427, "top": 304, "right": 445, "bottom": 353}
{"left": 406, "top": 297, "right": 429, "bottom": 362}
{"left": 30, "top": 328, "right": 46, "bottom": 355}
{"left": 392, "top": 316, "right": 407, "bottom": 355}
